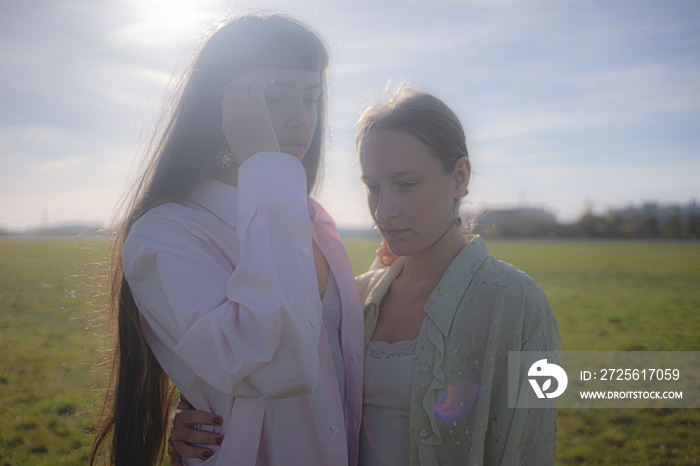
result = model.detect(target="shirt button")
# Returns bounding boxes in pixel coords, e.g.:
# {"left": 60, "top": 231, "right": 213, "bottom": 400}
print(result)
{"left": 419, "top": 427, "right": 429, "bottom": 437}
{"left": 420, "top": 364, "right": 431, "bottom": 373}
{"left": 301, "top": 247, "right": 310, "bottom": 254}
{"left": 330, "top": 425, "right": 339, "bottom": 434}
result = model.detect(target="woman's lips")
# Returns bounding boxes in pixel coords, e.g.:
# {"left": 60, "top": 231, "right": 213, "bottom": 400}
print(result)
{"left": 279, "top": 144, "right": 307, "bottom": 158}
{"left": 382, "top": 228, "right": 408, "bottom": 238}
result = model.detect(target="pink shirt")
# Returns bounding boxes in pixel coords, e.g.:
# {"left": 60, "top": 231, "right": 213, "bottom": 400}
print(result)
{"left": 122, "top": 153, "right": 364, "bottom": 465}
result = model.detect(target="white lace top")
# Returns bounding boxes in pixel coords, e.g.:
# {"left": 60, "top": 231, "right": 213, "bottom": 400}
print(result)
{"left": 364, "top": 339, "right": 417, "bottom": 359}
{"left": 359, "top": 339, "right": 417, "bottom": 466}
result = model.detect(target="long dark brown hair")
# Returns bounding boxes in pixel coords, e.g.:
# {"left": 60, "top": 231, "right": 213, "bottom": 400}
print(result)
{"left": 90, "top": 13, "right": 329, "bottom": 465}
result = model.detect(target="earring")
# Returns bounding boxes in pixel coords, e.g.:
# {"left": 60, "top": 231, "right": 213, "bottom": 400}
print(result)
{"left": 217, "top": 149, "right": 235, "bottom": 168}
{"left": 455, "top": 216, "right": 462, "bottom": 227}
{"left": 464, "top": 188, "right": 469, "bottom": 197}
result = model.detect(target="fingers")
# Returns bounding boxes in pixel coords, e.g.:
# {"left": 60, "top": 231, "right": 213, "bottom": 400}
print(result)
{"left": 175, "top": 407, "right": 223, "bottom": 427}
{"left": 222, "top": 74, "right": 258, "bottom": 129}
{"left": 248, "top": 75, "right": 275, "bottom": 110}
{"left": 223, "top": 74, "right": 271, "bottom": 115}
{"left": 224, "top": 74, "right": 274, "bottom": 127}
{"left": 172, "top": 422, "right": 224, "bottom": 446}
{"left": 375, "top": 239, "right": 398, "bottom": 266}
{"left": 222, "top": 73, "right": 275, "bottom": 124}
{"left": 169, "top": 437, "right": 214, "bottom": 462}
{"left": 221, "top": 73, "right": 280, "bottom": 166}
{"left": 169, "top": 403, "right": 224, "bottom": 460}
{"left": 169, "top": 417, "right": 224, "bottom": 460}
{"left": 375, "top": 239, "right": 388, "bottom": 256}
{"left": 171, "top": 408, "right": 223, "bottom": 445}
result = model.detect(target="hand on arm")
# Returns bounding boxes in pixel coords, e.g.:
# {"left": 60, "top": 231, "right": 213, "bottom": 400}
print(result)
{"left": 370, "top": 239, "right": 399, "bottom": 270}
{"left": 168, "top": 397, "right": 223, "bottom": 463}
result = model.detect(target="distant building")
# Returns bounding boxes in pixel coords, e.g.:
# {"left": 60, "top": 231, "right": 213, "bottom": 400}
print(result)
{"left": 600, "top": 199, "right": 700, "bottom": 238}
{"left": 474, "top": 207, "right": 558, "bottom": 237}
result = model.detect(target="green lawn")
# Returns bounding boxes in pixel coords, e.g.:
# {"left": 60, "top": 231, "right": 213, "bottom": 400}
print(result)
{"left": 0, "top": 237, "right": 107, "bottom": 465}
{"left": 0, "top": 236, "right": 698, "bottom": 465}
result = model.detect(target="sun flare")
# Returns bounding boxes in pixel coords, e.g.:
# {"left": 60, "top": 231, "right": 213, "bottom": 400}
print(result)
{"left": 122, "top": 0, "right": 219, "bottom": 44}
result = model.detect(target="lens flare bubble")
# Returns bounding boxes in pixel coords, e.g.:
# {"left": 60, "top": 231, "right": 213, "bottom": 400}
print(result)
{"left": 435, "top": 381, "right": 481, "bottom": 422}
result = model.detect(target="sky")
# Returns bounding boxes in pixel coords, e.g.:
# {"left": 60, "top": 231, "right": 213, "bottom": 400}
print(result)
{"left": 1, "top": 0, "right": 699, "bottom": 231}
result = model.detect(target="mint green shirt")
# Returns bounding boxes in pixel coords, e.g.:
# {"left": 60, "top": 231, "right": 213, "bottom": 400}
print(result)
{"left": 356, "top": 236, "right": 560, "bottom": 465}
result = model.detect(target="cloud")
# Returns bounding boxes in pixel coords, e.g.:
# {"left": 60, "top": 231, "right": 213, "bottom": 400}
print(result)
{"left": 0, "top": 125, "right": 83, "bottom": 163}
{"left": 110, "top": 0, "right": 221, "bottom": 46}
{"left": 1, "top": 0, "right": 698, "bottom": 229}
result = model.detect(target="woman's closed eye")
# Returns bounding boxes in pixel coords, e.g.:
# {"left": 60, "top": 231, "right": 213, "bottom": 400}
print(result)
{"left": 396, "top": 180, "right": 417, "bottom": 190}
{"left": 364, "top": 183, "right": 379, "bottom": 193}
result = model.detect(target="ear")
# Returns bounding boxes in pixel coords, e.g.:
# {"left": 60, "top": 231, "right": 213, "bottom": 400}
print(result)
{"left": 452, "top": 156, "right": 471, "bottom": 198}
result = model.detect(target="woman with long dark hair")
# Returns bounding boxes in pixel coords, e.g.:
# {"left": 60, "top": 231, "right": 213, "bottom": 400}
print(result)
{"left": 90, "top": 14, "right": 364, "bottom": 465}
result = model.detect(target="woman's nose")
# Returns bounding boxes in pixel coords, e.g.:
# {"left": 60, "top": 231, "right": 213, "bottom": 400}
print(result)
{"left": 287, "top": 100, "right": 311, "bottom": 128}
{"left": 374, "top": 193, "right": 399, "bottom": 221}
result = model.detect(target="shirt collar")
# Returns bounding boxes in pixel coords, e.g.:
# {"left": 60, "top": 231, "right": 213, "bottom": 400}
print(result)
{"left": 365, "top": 257, "right": 405, "bottom": 309}
{"left": 365, "top": 235, "right": 490, "bottom": 337}
{"left": 425, "top": 235, "right": 490, "bottom": 336}
{"left": 189, "top": 178, "right": 328, "bottom": 226}
{"left": 188, "top": 178, "right": 239, "bottom": 226}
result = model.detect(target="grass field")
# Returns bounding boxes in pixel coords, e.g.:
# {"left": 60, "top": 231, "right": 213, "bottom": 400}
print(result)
{"left": 0, "top": 236, "right": 698, "bottom": 465}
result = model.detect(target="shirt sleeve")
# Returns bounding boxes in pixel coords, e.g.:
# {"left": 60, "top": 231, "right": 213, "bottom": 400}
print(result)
{"left": 500, "top": 286, "right": 560, "bottom": 465}
{"left": 122, "top": 152, "right": 322, "bottom": 400}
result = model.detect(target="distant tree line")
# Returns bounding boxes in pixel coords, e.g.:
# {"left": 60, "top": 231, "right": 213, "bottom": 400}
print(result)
{"left": 474, "top": 200, "right": 700, "bottom": 239}
{"left": 0, "top": 224, "right": 104, "bottom": 237}
{"left": 3, "top": 200, "right": 699, "bottom": 240}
